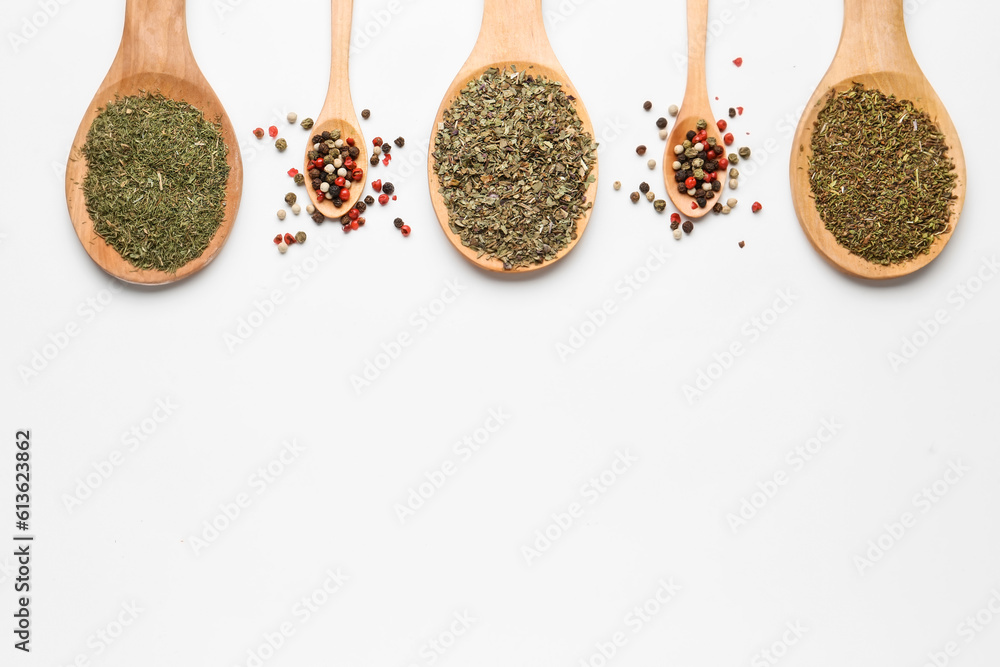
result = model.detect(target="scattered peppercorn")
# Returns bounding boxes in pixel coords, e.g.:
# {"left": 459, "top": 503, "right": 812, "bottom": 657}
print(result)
{"left": 292, "top": 203, "right": 301, "bottom": 215}
{"left": 275, "top": 138, "right": 288, "bottom": 152}
{"left": 646, "top": 192, "right": 655, "bottom": 202}
{"left": 400, "top": 225, "right": 411, "bottom": 237}
{"left": 656, "top": 117, "right": 668, "bottom": 129}
{"left": 294, "top": 173, "right": 305, "bottom": 186}
{"left": 752, "top": 201, "right": 762, "bottom": 213}
{"left": 268, "top": 126, "right": 278, "bottom": 138}
{"left": 739, "top": 240, "right": 745, "bottom": 248}
{"left": 277, "top": 209, "right": 286, "bottom": 221}
{"left": 394, "top": 136, "right": 405, "bottom": 148}
{"left": 277, "top": 241, "right": 288, "bottom": 254}
{"left": 294, "top": 231, "right": 306, "bottom": 244}
{"left": 668, "top": 104, "right": 679, "bottom": 117}
{"left": 378, "top": 194, "right": 389, "bottom": 205}
{"left": 739, "top": 146, "right": 751, "bottom": 158}
{"left": 670, "top": 219, "right": 680, "bottom": 230}
{"left": 382, "top": 182, "right": 395, "bottom": 195}
{"left": 381, "top": 143, "right": 391, "bottom": 154}
{"left": 300, "top": 118, "right": 314, "bottom": 130}
{"left": 287, "top": 112, "right": 298, "bottom": 124}
{"left": 713, "top": 202, "right": 723, "bottom": 213}
{"left": 394, "top": 217, "right": 404, "bottom": 229}
{"left": 682, "top": 220, "right": 694, "bottom": 234}
{"left": 283, "top": 232, "right": 296, "bottom": 245}
{"left": 636, "top": 145, "right": 647, "bottom": 156}
{"left": 361, "top": 109, "right": 371, "bottom": 119}
{"left": 729, "top": 108, "right": 737, "bottom": 118}
{"left": 733, "top": 57, "right": 743, "bottom": 67}
{"left": 647, "top": 160, "right": 656, "bottom": 170}
{"left": 311, "top": 211, "right": 324, "bottom": 224}
{"left": 673, "top": 228, "right": 683, "bottom": 240}
{"left": 370, "top": 156, "right": 379, "bottom": 166}
{"left": 638, "top": 182, "right": 650, "bottom": 194}
{"left": 643, "top": 100, "right": 653, "bottom": 111}
{"left": 630, "top": 192, "right": 640, "bottom": 203}
{"left": 273, "top": 234, "right": 282, "bottom": 244}
{"left": 253, "top": 127, "right": 265, "bottom": 139}
{"left": 653, "top": 200, "right": 666, "bottom": 213}
{"left": 613, "top": 181, "right": 622, "bottom": 191}
{"left": 717, "top": 119, "right": 727, "bottom": 131}
{"left": 285, "top": 192, "right": 296, "bottom": 205}
{"left": 724, "top": 133, "right": 734, "bottom": 145}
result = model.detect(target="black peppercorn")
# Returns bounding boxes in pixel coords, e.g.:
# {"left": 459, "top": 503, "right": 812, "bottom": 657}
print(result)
{"left": 364, "top": 195, "right": 375, "bottom": 205}
{"left": 308, "top": 150, "right": 319, "bottom": 161}
{"left": 394, "top": 217, "right": 404, "bottom": 229}
{"left": 636, "top": 145, "right": 647, "bottom": 156}
{"left": 361, "top": 109, "right": 371, "bottom": 119}
{"left": 696, "top": 197, "right": 707, "bottom": 208}
{"left": 677, "top": 183, "right": 687, "bottom": 194}
{"left": 394, "top": 136, "right": 405, "bottom": 148}
{"left": 370, "top": 156, "right": 379, "bottom": 166}
{"left": 348, "top": 146, "right": 360, "bottom": 158}
{"left": 356, "top": 201, "right": 367, "bottom": 213}
{"left": 711, "top": 181, "right": 722, "bottom": 192}
{"left": 382, "top": 182, "right": 395, "bottom": 195}
{"left": 706, "top": 191, "right": 715, "bottom": 200}
{"left": 674, "top": 172, "right": 686, "bottom": 183}
{"left": 670, "top": 220, "right": 680, "bottom": 230}
{"left": 686, "top": 130, "right": 696, "bottom": 140}
{"left": 639, "top": 182, "right": 650, "bottom": 194}
{"left": 311, "top": 179, "right": 322, "bottom": 189}
{"left": 321, "top": 131, "right": 331, "bottom": 140}
{"left": 381, "top": 143, "right": 391, "bottom": 154}
{"left": 309, "top": 169, "right": 321, "bottom": 179}
{"left": 682, "top": 220, "right": 693, "bottom": 234}
{"left": 317, "top": 144, "right": 329, "bottom": 156}
{"left": 340, "top": 215, "right": 351, "bottom": 225}
{"left": 729, "top": 108, "right": 736, "bottom": 118}
{"left": 311, "top": 211, "right": 325, "bottom": 224}
{"left": 656, "top": 117, "right": 668, "bottom": 129}
{"left": 643, "top": 100, "right": 653, "bottom": 111}
{"left": 333, "top": 198, "right": 343, "bottom": 208}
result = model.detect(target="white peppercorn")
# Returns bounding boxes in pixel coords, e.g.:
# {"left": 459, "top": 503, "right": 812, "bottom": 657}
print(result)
{"left": 287, "top": 112, "right": 298, "bottom": 124}
{"left": 668, "top": 104, "right": 679, "bottom": 117}
{"left": 276, "top": 209, "right": 286, "bottom": 221}
{"left": 277, "top": 241, "right": 288, "bottom": 254}
{"left": 292, "top": 203, "right": 301, "bottom": 215}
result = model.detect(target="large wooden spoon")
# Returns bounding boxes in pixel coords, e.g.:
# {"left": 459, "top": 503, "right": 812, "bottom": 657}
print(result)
{"left": 790, "top": 0, "right": 966, "bottom": 280}
{"left": 66, "top": 0, "right": 242, "bottom": 286}
{"left": 305, "top": 0, "right": 368, "bottom": 219}
{"left": 427, "top": 0, "right": 599, "bottom": 274}
{"left": 662, "top": 0, "right": 725, "bottom": 220}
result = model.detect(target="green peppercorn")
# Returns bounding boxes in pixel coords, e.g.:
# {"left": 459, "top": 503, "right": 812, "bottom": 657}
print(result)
{"left": 294, "top": 173, "right": 305, "bottom": 186}
{"left": 330, "top": 129, "right": 341, "bottom": 141}
{"left": 653, "top": 199, "right": 666, "bottom": 213}
{"left": 301, "top": 118, "right": 314, "bottom": 130}
{"left": 275, "top": 138, "right": 287, "bottom": 152}
{"left": 729, "top": 168, "right": 740, "bottom": 179}
{"left": 295, "top": 231, "right": 307, "bottom": 244}
{"left": 728, "top": 153, "right": 739, "bottom": 164}
{"left": 706, "top": 137, "right": 717, "bottom": 147}
{"left": 284, "top": 193, "right": 296, "bottom": 205}
{"left": 696, "top": 119, "right": 708, "bottom": 131}
{"left": 693, "top": 169, "right": 705, "bottom": 180}
{"left": 738, "top": 146, "right": 751, "bottom": 159}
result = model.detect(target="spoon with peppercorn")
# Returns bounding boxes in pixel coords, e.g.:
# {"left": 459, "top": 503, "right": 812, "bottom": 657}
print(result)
{"left": 304, "top": 0, "right": 369, "bottom": 224}
{"left": 65, "top": 0, "right": 243, "bottom": 285}
{"left": 789, "top": 0, "right": 966, "bottom": 279}
{"left": 427, "top": 0, "right": 600, "bottom": 273}
{"left": 662, "top": 0, "right": 727, "bottom": 220}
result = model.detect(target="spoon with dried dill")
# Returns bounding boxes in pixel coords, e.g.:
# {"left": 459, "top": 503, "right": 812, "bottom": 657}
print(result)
{"left": 66, "top": 0, "right": 242, "bottom": 285}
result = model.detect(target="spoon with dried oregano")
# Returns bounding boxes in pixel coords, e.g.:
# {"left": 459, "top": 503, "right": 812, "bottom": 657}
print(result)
{"left": 428, "top": 0, "right": 599, "bottom": 273}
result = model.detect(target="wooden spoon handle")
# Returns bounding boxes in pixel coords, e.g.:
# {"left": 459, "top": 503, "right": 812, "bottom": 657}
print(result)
{"left": 120, "top": 0, "right": 191, "bottom": 76}
{"left": 836, "top": 0, "right": 915, "bottom": 75}
{"left": 322, "top": 0, "right": 356, "bottom": 118}
{"left": 471, "top": 0, "right": 550, "bottom": 65}
{"left": 682, "top": 0, "right": 709, "bottom": 108}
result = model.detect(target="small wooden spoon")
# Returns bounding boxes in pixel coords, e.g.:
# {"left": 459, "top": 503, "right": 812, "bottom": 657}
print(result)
{"left": 427, "top": 0, "right": 599, "bottom": 274}
{"left": 663, "top": 0, "right": 725, "bottom": 220}
{"left": 305, "top": 0, "right": 368, "bottom": 219}
{"left": 66, "top": 0, "right": 243, "bottom": 286}
{"left": 790, "top": 0, "right": 966, "bottom": 280}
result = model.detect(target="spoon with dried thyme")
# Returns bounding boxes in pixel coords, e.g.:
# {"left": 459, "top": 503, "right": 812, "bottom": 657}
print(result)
{"left": 303, "top": 0, "right": 368, "bottom": 220}
{"left": 428, "top": 0, "right": 599, "bottom": 273}
{"left": 66, "top": 0, "right": 242, "bottom": 285}
{"left": 790, "top": 0, "right": 966, "bottom": 279}
{"left": 662, "top": 0, "right": 725, "bottom": 219}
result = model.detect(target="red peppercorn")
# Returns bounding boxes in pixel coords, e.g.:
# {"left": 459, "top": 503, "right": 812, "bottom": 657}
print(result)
{"left": 350, "top": 220, "right": 359, "bottom": 230}
{"left": 348, "top": 208, "right": 359, "bottom": 220}
{"left": 253, "top": 128, "right": 265, "bottom": 139}
{"left": 717, "top": 157, "right": 729, "bottom": 170}
{"left": 287, "top": 168, "right": 299, "bottom": 177}
{"left": 685, "top": 176, "right": 697, "bottom": 189}
{"left": 352, "top": 168, "right": 364, "bottom": 181}
{"left": 268, "top": 126, "right": 278, "bottom": 138}
{"left": 690, "top": 202, "right": 698, "bottom": 210}
{"left": 382, "top": 156, "right": 390, "bottom": 166}
{"left": 704, "top": 172, "right": 714, "bottom": 182}
{"left": 706, "top": 150, "right": 716, "bottom": 160}
{"left": 273, "top": 234, "right": 282, "bottom": 244}
{"left": 339, "top": 188, "right": 351, "bottom": 200}
{"left": 313, "top": 159, "right": 325, "bottom": 170}
{"left": 400, "top": 225, "right": 411, "bottom": 237}
{"left": 737, "top": 106, "right": 744, "bottom": 115}
{"left": 670, "top": 213, "right": 681, "bottom": 224}
{"left": 334, "top": 176, "right": 346, "bottom": 187}
{"left": 752, "top": 202, "right": 763, "bottom": 213}
{"left": 371, "top": 179, "right": 382, "bottom": 192}
{"left": 346, "top": 137, "right": 355, "bottom": 146}
{"left": 344, "top": 158, "right": 356, "bottom": 170}
{"left": 717, "top": 119, "right": 727, "bottom": 131}
{"left": 342, "top": 224, "right": 351, "bottom": 234}
{"left": 733, "top": 57, "right": 743, "bottom": 67}
{"left": 724, "top": 133, "right": 734, "bottom": 145}
{"left": 372, "top": 137, "right": 383, "bottom": 147}
{"left": 356, "top": 216, "right": 366, "bottom": 226}
{"left": 284, "top": 233, "right": 296, "bottom": 245}
{"left": 378, "top": 194, "right": 389, "bottom": 206}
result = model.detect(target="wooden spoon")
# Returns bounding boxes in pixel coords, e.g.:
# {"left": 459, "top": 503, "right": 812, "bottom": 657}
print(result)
{"left": 305, "top": 0, "right": 368, "bottom": 219}
{"left": 66, "top": 0, "right": 243, "bottom": 286}
{"left": 662, "top": 0, "right": 726, "bottom": 220}
{"left": 790, "top": 0, "right": 966, "bottom": 280}
{"left": 427, "top": 0, "right": 599, "bottom": 273}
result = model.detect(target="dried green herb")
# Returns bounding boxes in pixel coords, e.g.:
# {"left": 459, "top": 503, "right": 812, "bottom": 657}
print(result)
{"left": 809, "top": 83, "right": 957, "bottom": 265}
{"left": 432, "top": 66, "right": 597, "bottom": 270}
{"left": 81, "top": 92, "right": 229, "bottom": 272}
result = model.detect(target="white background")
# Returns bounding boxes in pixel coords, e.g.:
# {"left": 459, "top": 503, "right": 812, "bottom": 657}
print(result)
{"left": 2, "top": 0, "right": 999, "bottom": 665}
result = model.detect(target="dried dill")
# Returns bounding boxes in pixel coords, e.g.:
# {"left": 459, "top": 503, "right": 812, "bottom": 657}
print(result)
{"left": 81, "top": 92, "right": 230, "bottom": 273}
{"left": 809, "top": 83, "right": 957, "bottom": 266}
{"left": 433, "top": 67, "right": 597, "bottom": 270}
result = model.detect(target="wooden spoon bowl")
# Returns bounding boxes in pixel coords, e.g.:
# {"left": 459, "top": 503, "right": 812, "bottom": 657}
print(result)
{"left": 662, "top": 0, "right": 725, "bottom": 220}
{"left": 304, "top": 0, "right": 368, "bottom": 219}
{"left": 427, "top": 0, "right": 599, "bottom": 274}
{"left": 65, "top": 0, "right": 242, "bottom": 286}
{"left": 790, "top": 0, "right": 966, "bottom": 280}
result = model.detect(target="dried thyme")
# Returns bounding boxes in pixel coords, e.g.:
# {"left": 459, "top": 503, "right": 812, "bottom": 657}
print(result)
{"left": 81, "top": 92, "right": 230, "bottom": 272}
{"left": 432, "top": 66, "right": 597, "bottom": 270}
{"left": 809, "top": 83, "right": 957, "bottom": 265}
